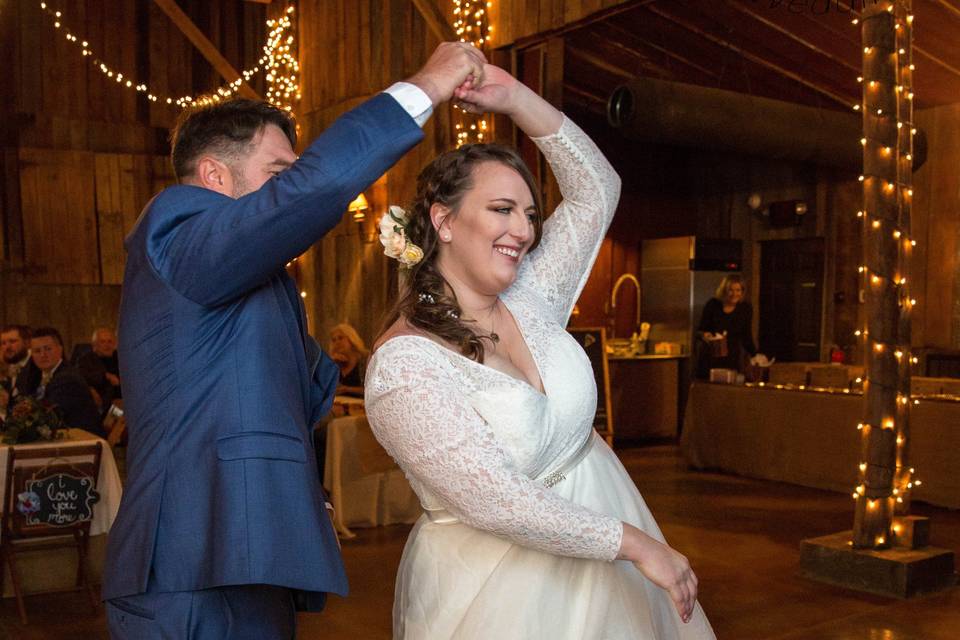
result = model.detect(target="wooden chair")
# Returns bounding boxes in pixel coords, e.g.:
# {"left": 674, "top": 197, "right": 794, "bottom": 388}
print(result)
{"left": 0, "top": 442, "right": 102, "bottom": 624}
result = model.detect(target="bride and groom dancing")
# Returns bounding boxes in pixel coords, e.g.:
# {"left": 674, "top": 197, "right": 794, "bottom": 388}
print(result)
{"left": 103, "top": 42, "right": 715, "bottom": 639}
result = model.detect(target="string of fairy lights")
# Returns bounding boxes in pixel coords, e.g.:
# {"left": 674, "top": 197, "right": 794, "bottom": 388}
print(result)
{"left": 453, "top": 0, "right": 492, "bottom": 147}
{"left": 849, "top": 1, "right": 919, "bottom": 548}
{"left": 36, "top": 1, "right": 300, "bottom": 113}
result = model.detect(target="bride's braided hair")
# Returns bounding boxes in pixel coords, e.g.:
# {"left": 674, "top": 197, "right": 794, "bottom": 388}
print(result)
{"left": 382, "top": 143, "right": 544, "bottom": 363}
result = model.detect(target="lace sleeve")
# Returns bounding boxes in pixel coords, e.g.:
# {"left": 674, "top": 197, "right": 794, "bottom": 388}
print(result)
{"left": 517, "top": 116, "right": 621, "bottom": 323}
{"left": 365, "top": 340, "right": 623, "bottom": 561}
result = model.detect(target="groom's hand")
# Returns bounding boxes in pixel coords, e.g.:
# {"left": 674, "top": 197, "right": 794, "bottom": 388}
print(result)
{"left": 407, "top": 42, "right": 487, "bottom": 108}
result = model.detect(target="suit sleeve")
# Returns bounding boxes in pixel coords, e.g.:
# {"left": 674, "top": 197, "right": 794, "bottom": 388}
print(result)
{"left": 148, "top": 93, "right": 424, "bottom": 307}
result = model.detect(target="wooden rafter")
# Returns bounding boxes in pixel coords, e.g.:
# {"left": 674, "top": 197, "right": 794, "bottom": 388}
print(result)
{"left": 848, "top": 3, "right": 960, "bottom": 82}
{"left": 645, "top": 3, "right": 851, "bottom": 108}
{"left": 601, "top": 21, "right": 721, "bottom": 81}
{"left": 152, "top": 0, "right": 261, "bottom": 100}
{"left": 513, "top": 0, "right": 659, "bottom": 49}
{"left": 565, "top": 46, "right": 638, "bottom": 82}
{"left": 725, "top": 0, "right": 861, "bottom": 74}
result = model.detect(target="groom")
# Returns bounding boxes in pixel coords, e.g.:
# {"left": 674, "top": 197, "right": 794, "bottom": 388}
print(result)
{"left": 102, "top": 42, "right": 486, "bottom": 638}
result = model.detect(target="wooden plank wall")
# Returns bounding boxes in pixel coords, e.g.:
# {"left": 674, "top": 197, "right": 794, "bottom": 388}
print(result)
{"left": 296, "top": 0, "right": 451, "bottom": 345}
{"left": 1, "top": 0, "right": 266, "bottom": 350}
{"left": 914, "top": 104, "right": 960, "bottom": 351}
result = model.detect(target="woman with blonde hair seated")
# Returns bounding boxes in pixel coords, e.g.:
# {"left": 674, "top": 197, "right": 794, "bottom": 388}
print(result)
{"left": 328, "top": 323, "right": 369, "bottom": 398}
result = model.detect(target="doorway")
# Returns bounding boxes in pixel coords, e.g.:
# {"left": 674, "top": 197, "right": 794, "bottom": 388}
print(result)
{"left": 759, "top": 238, "right": 825, "bottom": 363}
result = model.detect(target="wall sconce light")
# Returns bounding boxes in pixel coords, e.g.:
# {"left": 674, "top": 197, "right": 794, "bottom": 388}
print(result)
{"left": 348, "top": 193, "right": 369, "bottom": 222}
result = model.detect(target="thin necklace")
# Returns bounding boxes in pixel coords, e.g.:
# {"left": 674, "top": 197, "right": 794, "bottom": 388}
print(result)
{"left": 477, "top": 301, "right": 501, "bottom": 344}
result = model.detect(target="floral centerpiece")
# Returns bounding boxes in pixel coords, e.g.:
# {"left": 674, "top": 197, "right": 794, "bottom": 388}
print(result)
{"left": 1, "top": 396, "right": 67, "bottom": 444}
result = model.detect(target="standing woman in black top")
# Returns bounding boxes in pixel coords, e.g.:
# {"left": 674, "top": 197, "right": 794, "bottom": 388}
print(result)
{"left": 696, "top": 274, "right": 758, "bottom": 378}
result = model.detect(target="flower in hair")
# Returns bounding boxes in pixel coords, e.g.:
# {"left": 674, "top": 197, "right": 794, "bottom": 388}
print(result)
{"left": 379, "top": 205, "right": 423, "bottom": 267}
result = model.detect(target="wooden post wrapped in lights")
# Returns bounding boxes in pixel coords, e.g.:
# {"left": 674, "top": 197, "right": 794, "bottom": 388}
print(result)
{"left": 852, "top": 0, "right": 915, "bottom": 550}
{"left": 799, "top": 2, "right": 952, "bottom": 596}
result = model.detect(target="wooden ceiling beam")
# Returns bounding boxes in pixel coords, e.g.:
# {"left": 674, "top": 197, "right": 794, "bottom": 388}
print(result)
{"left": 849, "top": 4, "right": 960, "bottom": 82}
{"left": 725, "top": 0, "right": 861, "bottom": 74}
{"left": 561, "top": 83, "right": 608, "bottom": 112}
{"left": 567, "top": 30, "right": 678, "bottom": 81}
{"left": 601, "top": 21, "right": 721, "bottom": 81}
{"left": 936, "top": 0, "right": 960, "bottom": 19}
{"left": 512, "top": 0, "right": 658, "bottom": 49}
{"left": 645, "top": 3, "right": 852, "bottom": 108}
{"left": 411, "top": 0, "right": 458, "bottom": 42}
{"left": 153, "top": 0, "right": 261, "bottom": 100}
{"left": 565, "top": 46, "right": 636, "bottom": 82}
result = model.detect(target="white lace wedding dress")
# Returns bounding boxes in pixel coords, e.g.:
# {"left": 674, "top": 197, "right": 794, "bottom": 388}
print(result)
{"left": 365, "top": 117, "right": 715, "bottom": 640}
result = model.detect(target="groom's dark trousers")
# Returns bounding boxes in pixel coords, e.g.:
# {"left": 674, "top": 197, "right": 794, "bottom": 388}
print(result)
{"left": 101, "top": 92, "right": 424, "bottom": 638}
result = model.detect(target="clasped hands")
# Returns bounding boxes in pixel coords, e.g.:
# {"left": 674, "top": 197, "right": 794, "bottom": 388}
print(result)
{"left": 407, "top": 42, "right": 524, "bottom": 118}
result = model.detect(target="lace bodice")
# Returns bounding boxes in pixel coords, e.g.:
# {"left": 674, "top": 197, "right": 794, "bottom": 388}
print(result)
{"left": 365, "top": 116, "right": 623, "bottom": 561}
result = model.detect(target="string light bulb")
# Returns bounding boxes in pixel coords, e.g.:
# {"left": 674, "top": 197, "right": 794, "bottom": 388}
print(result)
{"left": 35, "top": 0, "right": 299, "bottom": 110}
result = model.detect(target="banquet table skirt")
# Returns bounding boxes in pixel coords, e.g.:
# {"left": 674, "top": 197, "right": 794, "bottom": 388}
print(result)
{"left": 681, "top": 382, "right": 960, "bottom": 509}
{"left": 0, "top": 429, "right": 123, "bottom": 597}
{"left": 323, "top": 416, "right": 421, "bottom": 538}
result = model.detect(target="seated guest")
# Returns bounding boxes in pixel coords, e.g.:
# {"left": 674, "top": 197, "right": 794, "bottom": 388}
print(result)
{"left": 313, "top": 324, "right": 369, "bottom": 486}
{"left": 30, "top": 327, "right": 105, "bottom": 437}
{"left": 1, "top": 324, "right": 41, "bottom": 408}
{"left": 328, "top": 323, "right": 369, "bottom": 398}
{"left": 77, "top": 327, "right": 122, "bottom": 411}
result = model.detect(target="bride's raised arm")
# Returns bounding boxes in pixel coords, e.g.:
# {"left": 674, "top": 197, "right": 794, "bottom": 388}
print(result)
{"left": 456, "top": 65, "right": 621, "bottom": 324}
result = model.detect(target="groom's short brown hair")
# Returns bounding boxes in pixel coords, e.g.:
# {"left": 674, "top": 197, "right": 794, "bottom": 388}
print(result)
{"left": 170, "top": 98, "right": 297, "bottom": 180}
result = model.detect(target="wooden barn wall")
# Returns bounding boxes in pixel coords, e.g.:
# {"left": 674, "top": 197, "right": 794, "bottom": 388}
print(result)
{"left": 0, "top": 0, "right": 266, "bottom": 352}
{"left": 913, "top": 103, "right": 960, "bottom": 352}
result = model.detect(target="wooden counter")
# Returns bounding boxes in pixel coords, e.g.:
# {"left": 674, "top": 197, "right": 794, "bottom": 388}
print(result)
{"left": 608, "top": 355, "right": 684, "bottom": 443}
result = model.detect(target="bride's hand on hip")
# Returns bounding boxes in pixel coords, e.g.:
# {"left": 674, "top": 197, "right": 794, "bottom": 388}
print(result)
{"left": 619, "top": 523, "right": 698, "bottom": 623}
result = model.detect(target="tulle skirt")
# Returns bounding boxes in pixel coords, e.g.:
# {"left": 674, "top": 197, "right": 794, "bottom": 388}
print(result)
{"left": 392, "top": 440, "right": 716, "bottom": 639}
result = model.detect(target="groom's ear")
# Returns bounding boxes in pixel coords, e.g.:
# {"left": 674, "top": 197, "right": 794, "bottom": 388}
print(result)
{"left": 429, "top": 203, "right": 452, "bottom": 237}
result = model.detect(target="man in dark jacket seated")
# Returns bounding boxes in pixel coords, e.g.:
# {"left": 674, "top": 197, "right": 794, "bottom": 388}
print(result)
{"left": 30, "top": 327, "right": 104, "bottom": 437}
{"left": 2, "top": 324, "right": 41, "bottom": 409}
{"left": 77, "top": 327, "right": 122, "bottom": 412}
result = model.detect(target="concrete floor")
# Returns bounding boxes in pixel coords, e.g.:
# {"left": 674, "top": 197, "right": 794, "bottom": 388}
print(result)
{"left": 2, "top": 445, "right": 957, "bottom": 639}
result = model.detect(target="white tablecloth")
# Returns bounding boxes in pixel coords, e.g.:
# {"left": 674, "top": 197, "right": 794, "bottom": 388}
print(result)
{"left": 681, "top": 382, "right": 960, "bottom": 509}
{"left": 323, "top": 415, "right": 421, "bottom": 538}
{"left": 0, "top": 429, "right": 123, "bottom": 596}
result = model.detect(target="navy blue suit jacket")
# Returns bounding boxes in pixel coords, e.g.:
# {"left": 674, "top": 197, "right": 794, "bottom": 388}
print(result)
{"left": 102, "top": 93, "right": 424, "bottom": 607}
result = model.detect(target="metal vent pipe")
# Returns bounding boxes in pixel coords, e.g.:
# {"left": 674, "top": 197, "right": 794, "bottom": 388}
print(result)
{"left": 607, "top": 78, "right": 926, "bottom": 171}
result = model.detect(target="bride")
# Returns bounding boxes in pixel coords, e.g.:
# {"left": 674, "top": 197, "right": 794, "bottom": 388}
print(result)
{"left": 365, "top": 64, "right": 715, "bottom": 639}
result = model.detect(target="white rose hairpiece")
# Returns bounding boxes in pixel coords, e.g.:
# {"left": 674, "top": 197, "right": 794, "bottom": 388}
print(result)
{"left": 379, "top": 205, "right": 424, "bottom": 267}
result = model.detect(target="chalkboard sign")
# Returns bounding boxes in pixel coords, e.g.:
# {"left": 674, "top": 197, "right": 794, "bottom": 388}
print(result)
{"left": 566, "top": 327, "right": 614, "bottom": 444}
{"left": 16, "top": 471, "right": 100, "bottom": 528}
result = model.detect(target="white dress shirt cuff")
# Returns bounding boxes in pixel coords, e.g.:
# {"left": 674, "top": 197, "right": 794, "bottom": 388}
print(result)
{"left": 384, "top": 82, "right": 434, "bottom": 128}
